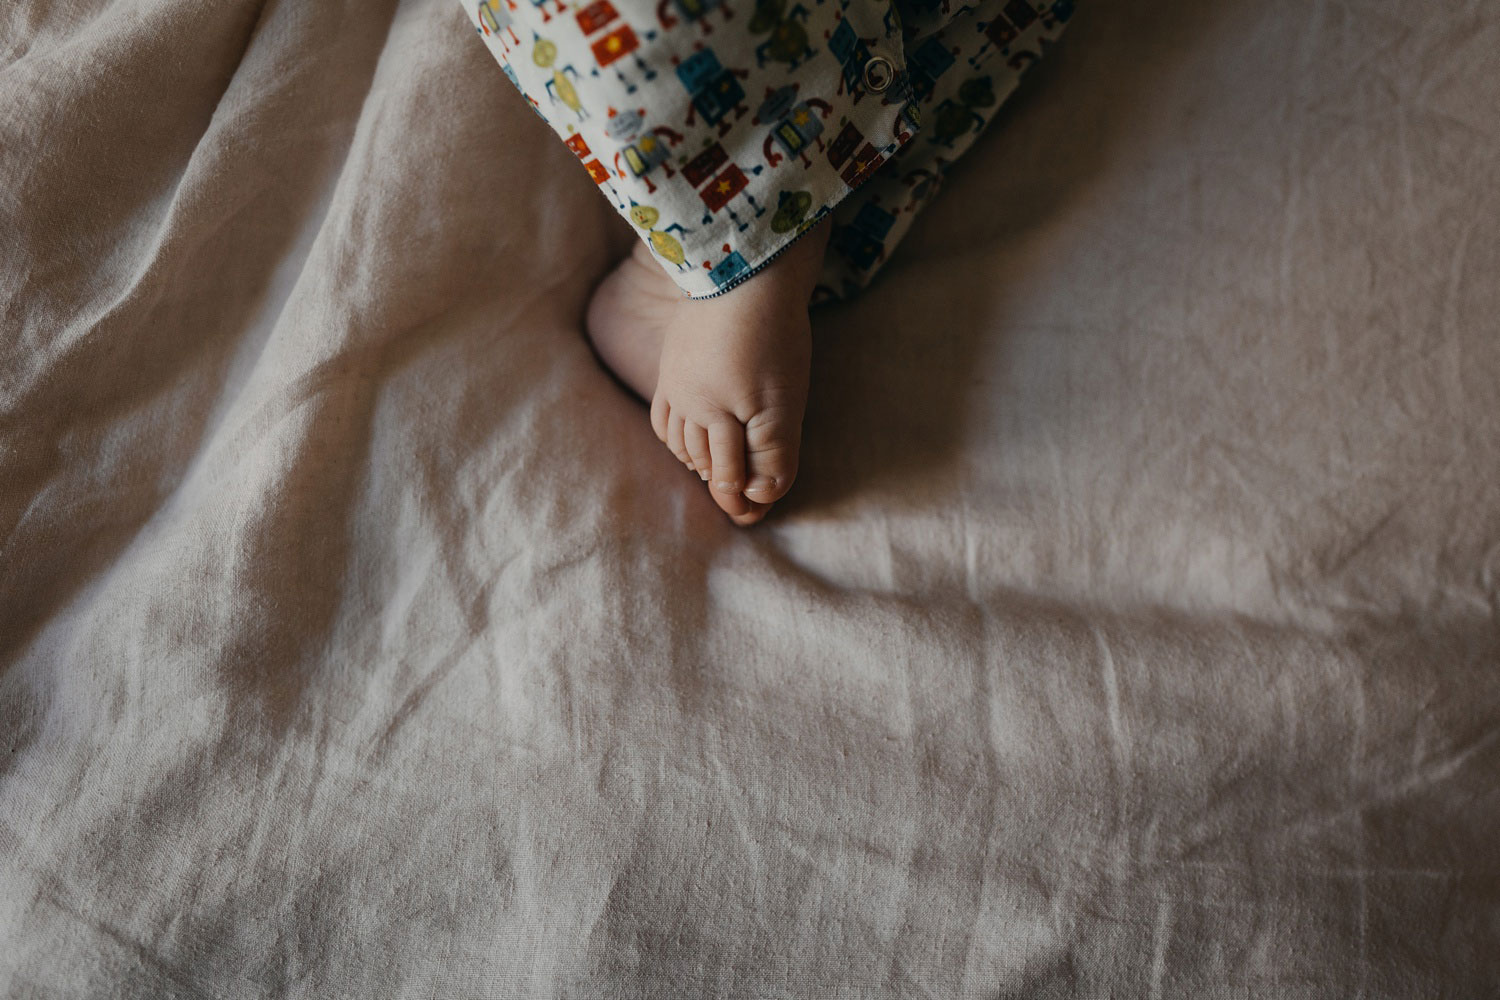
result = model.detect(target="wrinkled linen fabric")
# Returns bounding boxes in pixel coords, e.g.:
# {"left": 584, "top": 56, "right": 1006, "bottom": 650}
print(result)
{"left": 2, "top": 0, "right": 1499, "bottom": 996}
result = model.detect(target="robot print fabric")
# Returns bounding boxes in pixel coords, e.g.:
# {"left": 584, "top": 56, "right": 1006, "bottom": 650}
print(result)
{"left": 466, "top": 0, "right": 1074, "bottom": 300}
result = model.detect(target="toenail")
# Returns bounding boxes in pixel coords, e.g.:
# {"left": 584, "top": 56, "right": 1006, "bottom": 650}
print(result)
{"left": 744, "top": 477, "right": 777, "bottom": 494}
{"left": 714, "top": 480, "right": 741, "bottom": 494}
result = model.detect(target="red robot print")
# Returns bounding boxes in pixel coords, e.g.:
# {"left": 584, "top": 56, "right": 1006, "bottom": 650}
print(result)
{"left": 825, "top": 120, "right": 886, "bottom": 187}
{"left": 680, "top": 141, "right": 766, "bottom": 231}
{"left": 564, "top": 131, "right": 625, "bottom": 208}
{"left": 575, "top": 0, "right": 660, "bottom": 94}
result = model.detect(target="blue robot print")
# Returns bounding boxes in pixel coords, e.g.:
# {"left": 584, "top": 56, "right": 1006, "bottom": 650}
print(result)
{"left": 1043, "top": 0, "right": 1074, "bottom": 27}
{"left": 674, "top": 47, "right": 751, "bottom": 135}
{"left": 970, "top": 0, "right": 1045, "bottom": 67}
{"left": 826, "top": 19, "right": 876, "bottom": 105}
{"left": 831, "top": 200, "right": 896, "bottom": 270}
{"left": 706, "top": 247, "right": 752, "bottom": 288}
{"left": 894, "top": 0, "right": 943, "bottom": 35}
{"left": 906, "top": 36, "right": 956, "bottom": 102}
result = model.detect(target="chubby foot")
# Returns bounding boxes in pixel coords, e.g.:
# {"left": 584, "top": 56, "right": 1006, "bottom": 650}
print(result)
{"left": 585, "top": 221, "right": 830, "bottom": 527}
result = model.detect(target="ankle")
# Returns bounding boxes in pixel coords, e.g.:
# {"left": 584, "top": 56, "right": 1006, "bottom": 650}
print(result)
{"left": 729, "top": 220, "right": 830, "bottom": 308}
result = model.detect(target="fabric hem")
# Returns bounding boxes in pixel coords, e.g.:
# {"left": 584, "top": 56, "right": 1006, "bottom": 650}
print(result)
{"left": 677, "top": 108, "right": 920, "bottom": 300}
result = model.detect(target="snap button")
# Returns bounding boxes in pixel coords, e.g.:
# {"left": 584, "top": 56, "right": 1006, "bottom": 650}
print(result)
{"left": 862, "top": 54, "right": 895, "bottom": 93}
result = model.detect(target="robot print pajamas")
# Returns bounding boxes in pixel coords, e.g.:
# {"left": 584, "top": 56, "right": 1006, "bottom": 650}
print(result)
{"left": 464, "top": 0, "right": 1074, "bottom": 300}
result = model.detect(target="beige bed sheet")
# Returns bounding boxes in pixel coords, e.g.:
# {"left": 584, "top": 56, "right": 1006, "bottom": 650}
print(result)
{"left": 3, "top": 0, "right": 1498, "bottom": 995}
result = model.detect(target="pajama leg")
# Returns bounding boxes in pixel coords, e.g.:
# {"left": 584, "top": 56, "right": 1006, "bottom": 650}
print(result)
{"left": 461, "top": 0, "right": 1073, "bottom": 302}
{"left": 816, "top": 0, "right": 1075, "bottom": 301}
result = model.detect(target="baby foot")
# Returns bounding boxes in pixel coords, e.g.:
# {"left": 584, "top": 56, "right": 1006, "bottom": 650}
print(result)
{"left": 586, "top": 221, "right": 830, "bottom": 526}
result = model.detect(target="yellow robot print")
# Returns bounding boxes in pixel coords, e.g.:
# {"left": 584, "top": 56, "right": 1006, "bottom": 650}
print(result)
{"left": 626, "top": 202, "right": 692, "bottom": 269}
{"left": 533, "top": 34, "right": 588, "bottom": 119}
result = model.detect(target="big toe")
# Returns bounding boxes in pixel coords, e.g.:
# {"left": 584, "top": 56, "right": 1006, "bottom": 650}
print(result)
{"left": 710, "top": 486, "right": 775, "bottom": 527}
{"left": 740, "top": 405, "right": 802, "bottom": 504}
{"left": 704, "top": 414, "right": 778, "bottom": 527}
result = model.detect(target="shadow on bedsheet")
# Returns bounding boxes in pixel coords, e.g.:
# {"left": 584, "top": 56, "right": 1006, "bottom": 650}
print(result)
{"left": 792, "top": 0, "right": 1252, "bottom": 514}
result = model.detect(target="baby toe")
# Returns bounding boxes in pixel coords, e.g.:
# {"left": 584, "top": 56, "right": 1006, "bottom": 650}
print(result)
{"left": 667, "top": 411, "right": 693, "bottom": 470}
{"left": 729, "top": 497, "right": 774, "bottom": 527}
{"left": 705, "top": 481, "right": 772, "bottom": 526}
{"left": 706, "top": 416, "right": 747, "bottom": 497}
{"left": 685, "top": 421, "right": 711, "bottom": 481}
{"left": 741, "top": 405, "right": 801, "bottom": 504}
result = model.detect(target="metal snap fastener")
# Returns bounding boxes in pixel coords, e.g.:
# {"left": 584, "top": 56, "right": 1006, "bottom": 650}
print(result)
{"left": 863, "top": 55, "right": 895, "bottom": 93}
